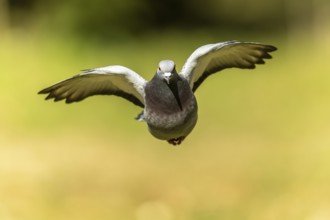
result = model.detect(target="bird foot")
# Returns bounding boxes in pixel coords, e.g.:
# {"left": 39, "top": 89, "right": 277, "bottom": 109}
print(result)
{"left": 167, "top": 136, "right": 186, "bottom": 146}
{"left": 135, "top": 111, "right": 145, "bottom": 121}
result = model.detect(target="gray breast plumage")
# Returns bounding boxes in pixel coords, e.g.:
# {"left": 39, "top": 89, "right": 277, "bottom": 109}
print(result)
{"left": 144, "top": 75, "right": 198, "bottom": 140}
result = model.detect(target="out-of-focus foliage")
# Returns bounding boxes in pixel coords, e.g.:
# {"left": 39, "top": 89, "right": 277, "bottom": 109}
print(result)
{"left": 1, "top": 0, "right": 297, "bottom": 39}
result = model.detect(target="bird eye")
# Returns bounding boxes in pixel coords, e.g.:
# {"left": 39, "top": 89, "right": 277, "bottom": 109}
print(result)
{"left": 158, "top": 67, "right": 161, "bottom": 71}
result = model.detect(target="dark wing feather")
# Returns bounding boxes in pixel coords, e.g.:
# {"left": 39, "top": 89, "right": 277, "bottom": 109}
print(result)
{"left": 180, "top": 41, "right": 277, "bottom": 92}
{"left": 38, "top": 65, "right": 147, "bottom": 107}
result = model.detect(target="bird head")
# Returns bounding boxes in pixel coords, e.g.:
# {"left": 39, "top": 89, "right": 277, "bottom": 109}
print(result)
{"left": 157, "top": 60, "right": 178, "bottom": 84}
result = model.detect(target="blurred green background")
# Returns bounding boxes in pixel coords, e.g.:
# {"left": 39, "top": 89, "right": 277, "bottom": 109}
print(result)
{"left": 1, "top": 0, "right": 330, "bottom": 219}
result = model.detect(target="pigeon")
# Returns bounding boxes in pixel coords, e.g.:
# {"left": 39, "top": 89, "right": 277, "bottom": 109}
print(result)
{"left": 39, "top": 41, "right": 277, "bottom": 145}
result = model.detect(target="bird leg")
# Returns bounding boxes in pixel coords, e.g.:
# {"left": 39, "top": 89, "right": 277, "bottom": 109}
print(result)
{"left": 135, "top": 111, "right": 145, "bottom": 121}
{"left": 167, "top": 136, "right": 186, "bottom": 146}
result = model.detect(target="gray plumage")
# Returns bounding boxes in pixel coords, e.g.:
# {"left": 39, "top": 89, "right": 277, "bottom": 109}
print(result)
{"left": 39, "top": 41, "right": 277, "bottom": 145}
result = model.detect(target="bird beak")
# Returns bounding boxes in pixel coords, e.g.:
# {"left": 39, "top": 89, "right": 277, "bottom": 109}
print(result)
{"left": 164, "top": 72, "right": 172, "bottom": 84}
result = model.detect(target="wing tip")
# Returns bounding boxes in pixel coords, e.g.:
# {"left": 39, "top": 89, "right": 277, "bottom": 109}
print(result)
{"left": 38, "top": 87, "right": 55, "bottom": 101}
{"left": 65, "top": 99, "right": 73, "bottom": 104}
{"left": 38, "top": 87, "right": 68, "bottom": 103}
{"left": 38, "top": 88, "right": 50, "bottom": 95}
{"left": 265, "top": 45, "right": 277, "bottom": 53}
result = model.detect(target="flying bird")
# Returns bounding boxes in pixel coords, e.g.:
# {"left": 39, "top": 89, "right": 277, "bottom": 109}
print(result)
{"left": 39, "top": 41, "right": 277, "bottom": 145}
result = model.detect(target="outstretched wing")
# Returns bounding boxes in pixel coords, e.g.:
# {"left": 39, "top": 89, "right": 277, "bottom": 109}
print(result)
{"left": 180, "top": 41, "right": 277, "bottom": 92}
{"left": 38, "top": 65, "right": 147, "bottom": 107}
